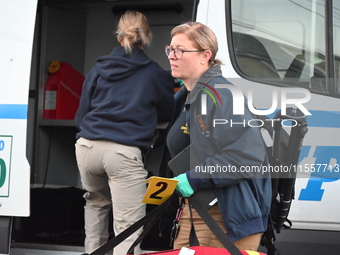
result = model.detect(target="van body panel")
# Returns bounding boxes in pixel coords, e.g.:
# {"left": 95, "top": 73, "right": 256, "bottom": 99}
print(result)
{"left": 0, "top": 0, "right": 38, "bottom": 217}
{"left": 198, "top": 0, "right": 340, "bottom": 232}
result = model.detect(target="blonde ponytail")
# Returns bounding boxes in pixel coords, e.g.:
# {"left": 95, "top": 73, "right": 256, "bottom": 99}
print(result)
{"left": 116, "top": 11, "right": 152, "bottom": 54}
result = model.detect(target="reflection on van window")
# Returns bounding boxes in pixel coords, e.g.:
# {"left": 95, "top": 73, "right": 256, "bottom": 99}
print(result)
{"left": 230, "top": 0, "right": 340, "bottom": 95}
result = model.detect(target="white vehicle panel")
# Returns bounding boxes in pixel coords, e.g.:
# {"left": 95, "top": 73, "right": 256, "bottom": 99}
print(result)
{"left": 198, "top": 0, "right": 340, "bottom": 231}
{"left": 0, "top": 0, "right": 38, "bottom": 217}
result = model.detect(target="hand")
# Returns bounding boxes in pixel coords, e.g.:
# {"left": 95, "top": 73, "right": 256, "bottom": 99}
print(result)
{"left": 173, "top": 173, "right": 194, "bottom": 197}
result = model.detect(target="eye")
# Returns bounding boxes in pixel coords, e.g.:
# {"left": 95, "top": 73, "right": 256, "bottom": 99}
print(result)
{"left": 174, "top": 48, "right": 184, "bottom": 59}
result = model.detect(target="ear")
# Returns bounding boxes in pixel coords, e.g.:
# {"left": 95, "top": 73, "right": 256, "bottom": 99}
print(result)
{"left": 201, "top": 50, "right": 212, "bottom": 65}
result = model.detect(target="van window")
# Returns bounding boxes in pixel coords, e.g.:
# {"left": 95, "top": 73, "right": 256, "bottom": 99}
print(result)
{"left": 229, "top": 0, "right": 338, "bottom": 95}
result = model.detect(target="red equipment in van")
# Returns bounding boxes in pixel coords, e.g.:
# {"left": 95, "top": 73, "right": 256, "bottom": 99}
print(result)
{"left": 43, "top": 60, "right": 84, "bottom": 120}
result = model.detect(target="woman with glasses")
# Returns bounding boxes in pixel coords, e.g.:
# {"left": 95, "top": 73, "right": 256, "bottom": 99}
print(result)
{"left": 165, "top": 22, "right": 271, "bottom": 251}
{"left": 74, "top": 10, "right": 174, "bottom": 255}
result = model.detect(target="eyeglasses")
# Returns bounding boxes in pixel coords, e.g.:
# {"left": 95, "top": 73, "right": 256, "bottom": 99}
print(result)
{"left": 165, "top": 46, "right": 205, "bottom": 60}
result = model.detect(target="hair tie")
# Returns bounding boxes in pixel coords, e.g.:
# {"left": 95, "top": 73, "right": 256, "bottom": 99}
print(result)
{"left": 115, "top": 32, "right": 125, "bottom": 36}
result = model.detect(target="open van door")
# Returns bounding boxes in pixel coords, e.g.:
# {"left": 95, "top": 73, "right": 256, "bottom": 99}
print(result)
{"left": 0, "top": 0, "right": 38, "bottom": 254}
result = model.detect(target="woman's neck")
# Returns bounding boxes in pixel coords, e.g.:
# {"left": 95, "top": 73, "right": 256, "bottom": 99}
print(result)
{"left": 183, "top": 67, "right": 209, "bottom": 91}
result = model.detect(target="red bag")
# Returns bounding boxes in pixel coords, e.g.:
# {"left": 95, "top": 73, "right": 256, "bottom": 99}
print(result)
{"left": 83, "top": 196, "right": 267, "bottom": 255}
{"left": 139, "top": 246, "right": 266, "bottom": 255}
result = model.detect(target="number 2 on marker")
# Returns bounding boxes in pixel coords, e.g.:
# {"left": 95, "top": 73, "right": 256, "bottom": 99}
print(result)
{"left": 150, "top": 182, "right": 168, "bottom": 200}
{"left": 142, "top": 177, "right": 178, "bottom": 205}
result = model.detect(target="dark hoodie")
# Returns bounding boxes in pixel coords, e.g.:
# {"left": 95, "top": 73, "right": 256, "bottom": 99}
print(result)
{"left": 74, "top": 46, "right": 175, "bottom": 149}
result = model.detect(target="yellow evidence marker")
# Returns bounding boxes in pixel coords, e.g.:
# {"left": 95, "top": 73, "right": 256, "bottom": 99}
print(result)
{"left": 142, "top": 177, "right": 178, "bottom": 205}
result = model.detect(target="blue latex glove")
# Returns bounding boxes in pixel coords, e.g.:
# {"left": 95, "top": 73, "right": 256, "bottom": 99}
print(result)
{"left": 173, "top": 173, "right": 194, "bottom": 197}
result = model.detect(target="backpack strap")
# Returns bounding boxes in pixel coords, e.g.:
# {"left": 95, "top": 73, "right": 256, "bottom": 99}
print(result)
{"left": 260, "top": 108, "right": 308, "bottom": 255}
{"left": 261, "top": 215, "right": 279, "bottom": 255}
{"left": 189, "top": 195, "right": 243, "bottom": 255}
{"left": 188, "top": 200, "right": 200, "bottom": 247}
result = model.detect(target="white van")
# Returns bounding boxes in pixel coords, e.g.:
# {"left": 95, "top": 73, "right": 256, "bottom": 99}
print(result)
{"left": 202, "top": 0, "right": 340, "bottom": 254}
{"left": 1, "top": 0, "right": 339, "bottom": 255}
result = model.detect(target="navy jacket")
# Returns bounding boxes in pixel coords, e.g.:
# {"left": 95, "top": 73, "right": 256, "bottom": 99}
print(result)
{"left": 75, "top": 46, "right": 175, "bottom": 149}
{"left": 176, "top": 66, "right": 271, "bottom": 241}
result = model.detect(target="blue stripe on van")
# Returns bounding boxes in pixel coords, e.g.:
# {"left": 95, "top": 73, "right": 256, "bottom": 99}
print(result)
{"left": 0, "top": 104, "right": 27, "bottom": 119}
{"left": 307, "top": 110, "right": 340, "bottom": 128}
{"left": 266, "top": 110, "right": 340, "bottom": 128}
{"left": 0, "top": 105, "right": 339, "bottom": 126}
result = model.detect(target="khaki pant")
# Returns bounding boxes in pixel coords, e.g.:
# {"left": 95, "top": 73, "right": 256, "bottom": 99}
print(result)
{"left": 174, "top": 200, "right": 261, "bottom": 251}
{"left": 75, "top": 138, "right": 147, "bottom": 255}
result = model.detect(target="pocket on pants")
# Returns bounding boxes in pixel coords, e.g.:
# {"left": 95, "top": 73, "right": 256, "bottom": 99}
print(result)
{"left": 76, "top": 137, "right": 94, "bottom": 148}
{"left": 116, "top": 149, "right": 143, "bottom": 164}
{"left": 115, "top": 149, "right": 146, "bottom": 174}
{"left": 75, "top": 138, "right": 94, "bottom": 169}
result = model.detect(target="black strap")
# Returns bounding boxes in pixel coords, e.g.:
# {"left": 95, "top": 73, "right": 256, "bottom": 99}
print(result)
{"left": 189, "top": 196, "right": 243, "bottom": 255}
{"left": 83, "top": 194, "right": 174, "bottom": 255}
{"left": 188, "top": 201, "right": 200, "bottom": 246}
{"left": 126, "top": 212, "right": 161, "bottom": 255}
{"left": 261, "top": 215, "right": 278, "bottom": 255}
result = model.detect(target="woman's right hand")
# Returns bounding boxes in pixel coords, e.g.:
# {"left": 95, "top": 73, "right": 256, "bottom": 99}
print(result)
{"left": 173, "top": 173, "right": 194, "bottom": 197}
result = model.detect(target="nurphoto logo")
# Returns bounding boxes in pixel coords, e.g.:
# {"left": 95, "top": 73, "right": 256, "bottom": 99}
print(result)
{"left": 199, "top": 83, "right": 311, "bottom": 128}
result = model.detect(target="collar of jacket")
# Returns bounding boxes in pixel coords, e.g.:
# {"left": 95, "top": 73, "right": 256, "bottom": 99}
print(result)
{"left": 185, "top": 65, "right": 222, "bottom": 105}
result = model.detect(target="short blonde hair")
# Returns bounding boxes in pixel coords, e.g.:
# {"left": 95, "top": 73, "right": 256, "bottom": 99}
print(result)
{"left": 171, "top": 22, "right": 221, "bottom": 67}
{"left": 116, "top": 10, "right": 152, "bottom": 54}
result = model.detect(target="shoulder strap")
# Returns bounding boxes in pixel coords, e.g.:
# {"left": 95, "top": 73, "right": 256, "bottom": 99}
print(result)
{"left": 189, "top": 196, "right": 243, "bottom": 255}
{"left": 188, "top": 203, "right": 200, "bottom": 247}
